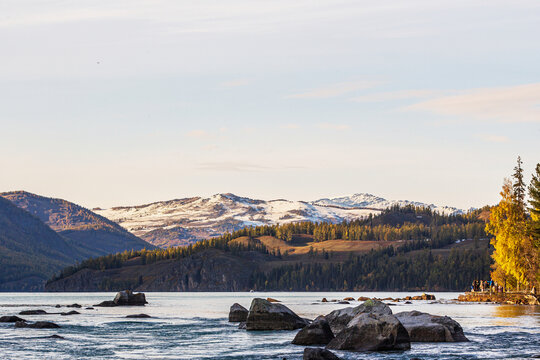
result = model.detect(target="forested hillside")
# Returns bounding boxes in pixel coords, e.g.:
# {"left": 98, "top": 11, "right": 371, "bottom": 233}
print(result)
{"left": 47, "top": 205, "right": 492, "bottom": 292}
{"left": 0, "top": 197, "right": 83, "bottom": 290}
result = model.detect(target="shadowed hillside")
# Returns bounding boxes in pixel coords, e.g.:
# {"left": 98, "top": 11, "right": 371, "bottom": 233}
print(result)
{"left": 1, "top": 191, "right": 154, "bottom": 257}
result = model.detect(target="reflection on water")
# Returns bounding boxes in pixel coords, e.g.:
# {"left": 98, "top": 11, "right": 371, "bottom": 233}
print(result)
{"left": 0, "top": 292, "right": 538, "bottom": 360}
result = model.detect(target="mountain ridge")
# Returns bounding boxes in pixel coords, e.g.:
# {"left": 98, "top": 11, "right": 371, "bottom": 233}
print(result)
{"left": 95, "top": 192, "right": 465, "bottom": 248}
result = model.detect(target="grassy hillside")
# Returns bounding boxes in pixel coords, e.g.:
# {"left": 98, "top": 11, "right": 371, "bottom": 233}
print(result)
{"left": 1, "top": 191, "right": 154, "bottom": 257}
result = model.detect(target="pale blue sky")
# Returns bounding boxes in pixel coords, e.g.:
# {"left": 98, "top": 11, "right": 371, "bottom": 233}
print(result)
{"left": 1, "top": 0, "right": 539, "bottom": 209}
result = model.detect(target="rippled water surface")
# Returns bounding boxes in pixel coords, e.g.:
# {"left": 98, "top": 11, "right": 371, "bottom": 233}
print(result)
{"left": 0, "top": 292, "right": 538, "bottom": 359}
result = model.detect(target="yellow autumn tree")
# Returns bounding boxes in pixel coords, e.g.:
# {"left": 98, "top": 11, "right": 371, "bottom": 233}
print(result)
{"left": 486, "top": 179, "right": 529, "bottom": 289}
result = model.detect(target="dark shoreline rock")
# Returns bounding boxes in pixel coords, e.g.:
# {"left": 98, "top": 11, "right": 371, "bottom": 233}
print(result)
{"left": 15, "top": 321, "right": 60, "bottom": 329}
{"left": 0, "top": 315, "right": 26, "bottom": 323}
{"left": 126, "top": 314, "right": 151, "bottom": 318}
{"left": 19, "top": 310, "right": 47, "bottom": 315}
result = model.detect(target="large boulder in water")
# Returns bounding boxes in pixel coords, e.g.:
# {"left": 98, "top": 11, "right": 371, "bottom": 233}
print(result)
{"left": 395, "top": 311, "right": 468, "bottom": 342}
{"left": 326, "top": 312, "right": 410, "bottom": 351}
{"left": 95, "top": 290, "right": 147, "bottom": 307}
{"left": 228, "top": 303, "right": 248, "bottom": 322}
{"left": 303, "top": 347, "right": 341, "bottom": 360}
{"left": 292, "top": 316, "right": 334, "bottom": 345}
{"left": 325, "top": 299, "right": 392, "bottom": 334}
{"left": 245, "top": 298, "right": 309, "bottom": 330}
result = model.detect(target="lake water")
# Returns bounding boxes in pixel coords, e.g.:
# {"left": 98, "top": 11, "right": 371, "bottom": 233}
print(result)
{"left": 0, "top": 292, "right": 538, "bottom": 359}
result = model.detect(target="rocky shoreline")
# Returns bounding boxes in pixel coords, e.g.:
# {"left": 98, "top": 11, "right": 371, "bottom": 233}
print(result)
{"left": 457, "top": 292, "right": 540, "bottom": 305}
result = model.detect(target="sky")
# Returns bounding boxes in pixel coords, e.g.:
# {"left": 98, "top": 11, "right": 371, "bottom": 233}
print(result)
{"left": 1, "top": 0, "right": 539, "bottom": 210}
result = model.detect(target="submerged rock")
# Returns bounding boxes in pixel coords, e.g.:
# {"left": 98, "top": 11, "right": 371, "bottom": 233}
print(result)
{"left": 15, "top": 321, "right": 60, "bottom": 329}
{"left": 292, "top": 316, "right": 334, "bottom": 345}
{"left": 229, "top": 303, "right": 248, "bottom": 322}
{"left": 126, "top": 314, "right": 151, "bottom": 318}
{"left": 0, "top": 316, "right": 26, "bottom": 323}
{"left": 47, "top": 334, "right": 65, "bottom": 339}
{"left": 325, "top": 299, "right": 392, "bottom": 334}
{"left": 395, "top": 311, "right": 469, "bottom": 342}
{"left": 60, "top": 310, "right": 80, "bottom": 316}
{"left": 66, "top": 304, "right": 82, "bottom": 308}
{"left": 303, "top": 347, "right": 341, "bottom": 360}
{"left": 245, "top": 298, "right": 309, "bottom": 330}
{"left": 19, "top": 310, "right": 47, "bottom": 315}
{"left": 327, "top": 312, "right": 410, "bottom": 351}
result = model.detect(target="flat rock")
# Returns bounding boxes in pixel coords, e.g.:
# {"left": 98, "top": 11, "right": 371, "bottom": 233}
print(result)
{"left": 245, "top": 298, "right": 309, "bottom": 331}
{"left": 66, "top": 304, "right": 82, "bottom": 308}
{"left": 19, "top": 310, "right": 47, "bottom": 315}
{"left": 229, "top": 303, "right": 248, "bottom": 322}
{"left": 395, "top": 311, "right": 469, "bottom": 342}
{"left": 292, "top": 316, "right": 334, "bottom": 345}
{"left": 94, "top": 300, "right": 117, "bottom": 307}
{"left": 0, "top": 316, "right": 26, "bottom": 323}
{"left": 303, "top": 347, "right": 341, "bottom": 360}
{"left": 126, "top": 314, "right": 151, "bottom": 318}
{"left": 15, "top": 321, "right": 60, "bottom": 329}
{"left": 326, "top": 312, "right": 410, "bottom": 352}
{"left": 325, "top": 299, "right": 392, "bottom": 334}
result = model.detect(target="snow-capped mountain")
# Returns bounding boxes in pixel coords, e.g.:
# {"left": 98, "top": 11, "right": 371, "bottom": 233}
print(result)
{"left": 312, "top": 193, "right": 463, "bottom": 215}
{"left": 95, "top": 193, "right": 464, "bottom": 248}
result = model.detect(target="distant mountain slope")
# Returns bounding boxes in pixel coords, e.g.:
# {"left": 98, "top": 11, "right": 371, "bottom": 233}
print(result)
{"left": 0, "top": 197, "right": 80, "bottom": 291}
{"left": 96, "top": 193, "right": 377, "bottom": 248}
{"left": 95, "top": 193, "right": 464, "bottom": 248}
{"left": 311, "top": 193, "right": 463, "bottom": 215}
{"left": 1, "top": 191, "right": 154, "bottom": 257}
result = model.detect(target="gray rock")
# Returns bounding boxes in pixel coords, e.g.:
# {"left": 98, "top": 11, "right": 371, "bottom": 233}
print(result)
{"left": 15, "top": 321, "right": 60, "bottom": 329}
{"left": 395, "top": 311, "right": 469, "bottom": 342}
{"left": 245, "top": 298, "right": 309, "bottom": 330}
{"left": 0, "top": 316, "right": 26, "bottom": 323}
{"left": 326, "top": 312, "right": 410, "bottom": 351}
{"left": 228, "top": 303, "right": 248, "bottom": 322}
{"left": 292, "top": 316, "right": 334, "bottom": 345}
{"left": 66, "top": 304, "right": 82, "bottom": 308}
{"left": 94, "top": 300, "right": 117, "bottom": 307}
{"left": 303, "top": 347, "right": 341, "bottom": 360}
{"left": 325, "top": 299, "right": 392, "bottom": 334}
{"left": 19, "top": 310, "right": 47, "bottom": 315}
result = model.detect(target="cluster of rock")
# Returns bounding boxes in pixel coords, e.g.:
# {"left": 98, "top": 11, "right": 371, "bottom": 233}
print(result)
{"left": 95, "top": 290, "right": 147, "bottom": 307}
{"left": 322, "top": 293, "right": 436, "bottom": 303}
{"left": 458, "top": 292, "right": 540, "bottom": 305}
{"left": 228, "top": 297, "right": 468, "bottom": 359}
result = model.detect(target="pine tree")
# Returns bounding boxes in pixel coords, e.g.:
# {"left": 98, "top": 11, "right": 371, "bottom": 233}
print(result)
{"left": 513, "top": 156, "right": 526, "bottom": 214}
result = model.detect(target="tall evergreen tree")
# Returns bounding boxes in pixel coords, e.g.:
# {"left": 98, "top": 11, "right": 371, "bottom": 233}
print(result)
{"left": 513, "top": 156, "right": 526, "bottom": 214}
{"left": 529, "top": 163, "right": 540, "bottom": 237}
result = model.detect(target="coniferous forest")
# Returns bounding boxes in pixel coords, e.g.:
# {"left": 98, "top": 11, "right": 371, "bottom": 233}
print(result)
{"left": 48, "top": 205, "right": 493, "bottom": 291}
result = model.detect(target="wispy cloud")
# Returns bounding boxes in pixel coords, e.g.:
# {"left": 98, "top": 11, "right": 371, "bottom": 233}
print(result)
{"left": 351, "top": 89, "right": 445, "bottom": 102}
{"left": 196, "top": 161, "right": 270, "bottom": 172}
{"left": 316, "top": 123, "right": 349, "bottom": 130}
{"left": 186, "top": 129, "right": 209, "bottom": 138}
{"left": 405, "top": 83, "right": 540, "bottom": 123}
{"left": 287, "top": 81, "right": 381, "bottom": 99}
{"left": 219, "top": 79, "right": 251, "bottom": 88}
{"left": 479, "top": 134, "right": 509, "bottom": 143}
{"left": 281, "top": 123, "right": 301, "bottom": 129}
